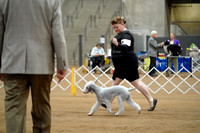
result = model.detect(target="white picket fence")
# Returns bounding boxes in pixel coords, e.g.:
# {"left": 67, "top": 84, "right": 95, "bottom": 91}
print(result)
{"left": 0, "top": 58, "right": 199, "bottom": 94}
{"left": 51, "top": 57, "right": 200, "bottom": 94}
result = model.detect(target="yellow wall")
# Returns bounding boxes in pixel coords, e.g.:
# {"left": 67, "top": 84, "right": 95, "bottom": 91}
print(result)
{"left": 171, "top": 4, "right": 200, "bottom": 35}
{"left": 171, "top": 4, "right": 200, "bottom": 22}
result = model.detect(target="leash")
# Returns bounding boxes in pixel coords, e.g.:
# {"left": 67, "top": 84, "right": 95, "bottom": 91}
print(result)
{"left": 94, "top": 72, "right": 104, "bottom": 84}
{"left": 128, "top": 88, "right": 136, "bottom": 91}
{"left": 93, "top": 71, "right": 137, "bottom": 92}
{"left": 128, "top": 88, "right": 137, "bottom": 91}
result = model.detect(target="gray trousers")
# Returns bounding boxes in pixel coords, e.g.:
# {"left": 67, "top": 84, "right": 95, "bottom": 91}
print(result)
{"left": 167, "top": 57, "right": 178, "bottom": 75}
{"left": 3, "top": 74, "right": 53, "bottom": 133}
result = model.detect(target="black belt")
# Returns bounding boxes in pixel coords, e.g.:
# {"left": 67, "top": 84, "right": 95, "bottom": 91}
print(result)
{"left": 113, "top": 51, "right": 121, "bottom": 54}
{"left": 112, "top": 51, "right": 134, "bottom": 54}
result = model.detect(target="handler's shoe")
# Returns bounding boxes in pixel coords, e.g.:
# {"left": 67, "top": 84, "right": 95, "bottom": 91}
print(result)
{"left": 101, "top": 103, "right": 107, "bottom": 109}
{"left": 148, "top": 99, "right": 157, "bottom": 111}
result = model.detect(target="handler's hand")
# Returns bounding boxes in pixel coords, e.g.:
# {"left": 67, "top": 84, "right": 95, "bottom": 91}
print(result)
{"left": 57, "top": 69, "right": 67, "bottom": 83}
{"left": 112, "top": 38, "right": 118, "bottom": 46}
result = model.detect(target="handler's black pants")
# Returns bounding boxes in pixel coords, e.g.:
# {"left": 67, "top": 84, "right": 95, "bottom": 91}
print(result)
{"left": 149, "top": 57, "right": 156, "bottom": 75}
{"left": 91, "top": 56, "right": 104, "bottom": 69}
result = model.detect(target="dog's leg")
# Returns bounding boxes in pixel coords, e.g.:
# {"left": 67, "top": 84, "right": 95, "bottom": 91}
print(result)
{"left": 126, "top": 96, "right": 141, "bottom": 114}
{"left": 115, "top": 96, "right": 124, "bottom": 116}
{"left": 88, "top": 100, "right": 100, "bottom": 116}
{"left": 105, "top": 101, "right": 114, "bottom": 114}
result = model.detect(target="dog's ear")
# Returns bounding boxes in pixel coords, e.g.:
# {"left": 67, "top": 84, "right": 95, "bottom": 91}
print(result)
{"left": 86, "top": 87, "right": 90, "bottom": 91}
{"left": 87, "top": 87, "right": 94, "bottom": 94}
{"left": 90, "top": 90, "right": 94, "bottom": 94}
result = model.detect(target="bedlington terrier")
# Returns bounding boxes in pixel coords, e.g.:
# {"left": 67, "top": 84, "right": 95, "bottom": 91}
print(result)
{"left": 83, "top": 81, "right": 141, "bottom": 116}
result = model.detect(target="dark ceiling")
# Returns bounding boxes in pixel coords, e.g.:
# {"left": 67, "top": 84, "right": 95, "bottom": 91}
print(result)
{"left": 169, "top": 0, "right": 200, "bottom": 4}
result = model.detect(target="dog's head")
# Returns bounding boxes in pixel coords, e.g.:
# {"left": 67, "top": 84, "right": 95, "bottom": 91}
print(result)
{"left": 83, "top": 81, "right": 96, "bottom": 94}
{"left": 164, "top": 40, "right": 170, "bottom": 46}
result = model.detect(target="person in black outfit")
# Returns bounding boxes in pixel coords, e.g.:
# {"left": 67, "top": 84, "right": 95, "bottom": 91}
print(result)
{"left": 104, "top": 17, "right": 157, "bottom": 111}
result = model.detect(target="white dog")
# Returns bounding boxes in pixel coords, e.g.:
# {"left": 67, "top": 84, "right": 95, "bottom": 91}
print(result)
{"left": 83, "top": 81, "right": 141, "bottom": 116}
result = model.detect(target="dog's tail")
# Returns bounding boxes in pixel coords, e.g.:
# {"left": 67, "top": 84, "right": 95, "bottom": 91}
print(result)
{"left": 128, "top": 88, "right": 137, "bottom": 91}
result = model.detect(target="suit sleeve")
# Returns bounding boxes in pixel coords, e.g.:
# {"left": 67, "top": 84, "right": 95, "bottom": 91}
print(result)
{"left": 0, "top": 6, "right": 4, "bottom": 68}
{"left": 117, "top": 33, "right": 133, "bottom": 51}
{"left": 52, "top": 0, "right": 69, "bottom": 70}
{"left": 149, "top": 38, "right": 162, "bottom": 48}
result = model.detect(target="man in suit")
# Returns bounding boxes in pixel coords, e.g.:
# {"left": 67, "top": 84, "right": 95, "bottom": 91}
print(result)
{"left": 148, "top": 30, "right": 164, "bottom": 77}
{"left": 0, "top": 0, "right": 68, "bottom": 132}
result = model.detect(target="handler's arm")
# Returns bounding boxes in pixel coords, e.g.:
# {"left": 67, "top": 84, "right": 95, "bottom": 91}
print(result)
{"left": 52, "top": 1, "right": 68, "bottom": 82}
{"left": 149, "top": 39, "right": 162, "bottom": 48}
{"left": 0, "top": 4, "right": 5, "bottom": 81}
{"left": 0, "top": 10, "right": 4, "bottom": 81}
{"left": 0, "top": 7, "right": 4, "bottom": 62}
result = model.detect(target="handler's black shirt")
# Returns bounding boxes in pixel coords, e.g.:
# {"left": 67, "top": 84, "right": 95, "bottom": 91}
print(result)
{"left": 111, "top": 30, "right": 135, "bottom": 59}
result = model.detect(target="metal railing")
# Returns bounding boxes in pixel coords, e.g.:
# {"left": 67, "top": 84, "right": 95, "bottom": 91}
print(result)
{"left": 172, "top": 21, "right": 200, "bottom": 36}
{"left": 64, "top": 15, "right": 74, "bottom": 28}
{"left": 104, "top": 6, "right": 122, "bottom": 50}
{"left": 121, "top": 1, "right": 132, "bottom": 30}
{"left": 171, "top": 22, "right": 188, "bottom": 35}
{"left": 95, "top": 0, "right": 107, "bottom": 19}
{"left": 72, "top": 0, "right": 84, "bottom": 19}
{"left": 64, "top": 0, "right": 85, "bottom": 28}
{"left": 83, "top": 15, "right": 94, "bottom": 41}
{"left": 84, "top": 0, "right": 108, "bottom": 41}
